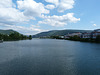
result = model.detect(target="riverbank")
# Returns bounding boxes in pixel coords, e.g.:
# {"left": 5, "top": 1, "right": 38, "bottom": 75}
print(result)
{"left": 65, "top": 35, "right": 100, "bottom": 43}
{"left": 40, "top": 35, "right": 100, "bottom": 43}
{"left": 0, "top": 32, "right": 32, "bottom": 41}
{"left": 66, "top": 38, "right": 100, "bottom": 43}
{"left": 0, "top": 40, "right": 3, "bottom": 43}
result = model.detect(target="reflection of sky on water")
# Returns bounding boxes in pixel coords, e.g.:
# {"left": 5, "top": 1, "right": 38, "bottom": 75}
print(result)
{"left": 0, "top": 39, "right": 100, "bottom": 75}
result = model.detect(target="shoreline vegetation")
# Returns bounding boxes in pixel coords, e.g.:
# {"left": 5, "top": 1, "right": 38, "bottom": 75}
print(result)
{"left": 32, "top": 29, "right": 100, "bottom": 43}
{"left": 0, "top": 29, "right": 99, "bottom": 43}
{"left": 39, "top": 35, "right": 100, "bottom": 43}
{"left": 66, "top": 35, "right": 100, "bottom": 43}
{"left": 0, "top": 32, "right": 32, "bottom": 41}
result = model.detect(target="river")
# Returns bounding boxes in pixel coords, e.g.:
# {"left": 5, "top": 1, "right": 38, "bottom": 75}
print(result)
{"left": 0, "top": 39, "right": 100, "bottom": 75}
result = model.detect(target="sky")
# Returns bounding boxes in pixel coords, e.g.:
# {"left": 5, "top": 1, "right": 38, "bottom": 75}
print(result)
{"left": 0, "top": 0, "right": 100, "bottom": 35}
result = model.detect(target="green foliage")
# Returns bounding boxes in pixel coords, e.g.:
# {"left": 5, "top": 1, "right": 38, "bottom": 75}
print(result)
{"left": 0, "top": 32, "right": 30, "bottom": 41}
{"left": 68, "top": 35, "right": 81, "bottom": 41}
{"left": 50, "top": 36, "right": 61, "bottom": 39}
{"left": 95, "top": 35, "right": 100, "bottom": 43}
{"left": 33, "top": 30, "right": 92, "bottom": 38}
{"left": 0, "top": 29, "right": 17, "bottom": 35}
{"left": 67, "top": 35, "right": 100, "bottom": 43}
{"left": 29, "top": 35, "right": 32, "bottom": 40}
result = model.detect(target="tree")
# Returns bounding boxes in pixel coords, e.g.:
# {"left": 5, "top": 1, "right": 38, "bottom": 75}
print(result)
{"left": 29, "top": 35, "right": 32, "bottom": 40}
{"left": 69, "top": 35, "right": 80, "bottom": 41}
{"left": 96, "top": 35, "right": 100, "bottom": 43}
{"left": 0, "top": 32, "right": 29, "bottom": 41}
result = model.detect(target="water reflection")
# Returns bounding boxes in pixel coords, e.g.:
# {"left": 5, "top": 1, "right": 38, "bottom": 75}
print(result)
{"left": 0, "top": 39, "right": 100, "bottom": 75}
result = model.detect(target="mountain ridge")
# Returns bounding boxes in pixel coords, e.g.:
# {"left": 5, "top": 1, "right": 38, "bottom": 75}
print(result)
{"left": 0, "top": 29, "right": 18, "bottom": 34}
{"left": 33, "top": 29, "right": 92, "bottom": 38}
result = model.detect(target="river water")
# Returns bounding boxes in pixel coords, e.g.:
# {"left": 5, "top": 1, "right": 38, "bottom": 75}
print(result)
{"left": 0, "top": 39, "right": 100, "bottom": 75}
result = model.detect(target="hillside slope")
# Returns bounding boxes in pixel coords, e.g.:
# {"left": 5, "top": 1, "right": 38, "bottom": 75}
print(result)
{"left": 0, "top": 29, "right": 17, "bottom": 34}
{"left": 33, "top": 29, "right": 92, "bottom": 38}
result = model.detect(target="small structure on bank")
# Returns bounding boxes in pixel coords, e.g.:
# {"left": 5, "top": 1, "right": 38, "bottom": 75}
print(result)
{"left": 81, "top": 29, "right": 100, "bottom": 39}
{"left": 91, "top": 29, "right": 100, "bottom": 39}
{"left": 64, "top": 29, "right": 100, "bottom": 39}
{"left": 81, "top": 32, "right": 91, "bottom": 39}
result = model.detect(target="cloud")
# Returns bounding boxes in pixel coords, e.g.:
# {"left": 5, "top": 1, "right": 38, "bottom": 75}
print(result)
{"left": 58, "top": 0, "right": 74, "bottom": 12}
{"left": 0, "top": 0, "right": 14, "bottom": 8}
{"left": 3, "top": 25, "right": 47, "bottom": 35}
{"left": 0, "top": 0, "right": 30, "bottom": 26}
{"left": 17, "top": 0, "right": 49, "bottom": 18}
{"left": 45, "top": 0, "right": 75, "bottom": 12}
{"left": 45, "top": 5, "right": 55, "bottom": 10}
{"left": 0, "top": 0, "right": 80, "bottom": 34}
{"left": 39, "top": 13, "right": 80, "bottom": 27}
{"left": 0, "top": 0, "right": 49, "bottom": 26}
{"left": 93, "top": 24, "right": 97, "bottom": 26}
{"left": 45, "top": 0, "right": 59, "bottom": 6}
{"left": 90, "top": 21, "right": 97, "bottom": 27}
{"left": 0, "top": 0, "right": 49, "bottom": 35}
{"left": 0, "top": 8, "right": 28, "bottom": 25}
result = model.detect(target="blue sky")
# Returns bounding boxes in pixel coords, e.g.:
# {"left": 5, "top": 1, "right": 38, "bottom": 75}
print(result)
{"left": 0, "top": 0, "right": 100, "bottom": 35}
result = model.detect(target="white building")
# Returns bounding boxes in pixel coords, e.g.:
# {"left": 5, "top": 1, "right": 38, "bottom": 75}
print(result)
{"left": 81, "top": 33, "right": 91, "bottom": 39}
{"left": 81, "top": 29, "right": 100, "bottom": 39}
{"left": 59, "top": 36, "right": 64, "bottom": 39}
{"left": 92, "top": 29, "right": 100, "bottom": 39}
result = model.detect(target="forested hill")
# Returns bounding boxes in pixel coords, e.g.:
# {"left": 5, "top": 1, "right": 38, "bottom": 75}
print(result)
{"left": 33, "top": 29, "right": 92, "bottom": 38}
{"left": 0, "top": 29, "right": 32, "bottom": 41}
{"left": 0, "top": 29, "right": 17, "bottom": 34}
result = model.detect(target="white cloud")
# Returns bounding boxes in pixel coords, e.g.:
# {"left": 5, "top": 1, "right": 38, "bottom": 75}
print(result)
{"left": 45, "top": 0, "right": 59, "bottom": 6}
{"left": 0, "top": 0, "right": 49, "bottom": 27}
{"left": 0, "top": 0, "right": 14, "bottom": 8}
{"left": 39, "top": 13, "right": 80, "bottom": 27}
{"left": 45, "top": 5, "right": 55, "bottom": 10}
{"left": 3, "top": 25, "right": 46, "bottom": 35}
{"left": 0, "top": 0, "right": 32, "bottom": 26}
{"left": 58, "top": 0, "right": 74, "bottom": 12}
{"left": 93, "top": 24, "right": 97, "bottom": 26}
{"left": 0, "top": 0, "right": 50, "bottom": 26}
{"left": 45, "top": 0, "right": 75, "bottom": 12}
{"left": 0, "top": 8, "right": 28, "bottom": 25}
{"left": 0, "top": 0, "right": 80, "bottom": 35}
{"left": 0, "top": 0, "right": 49, "bottom": 35}
{"left": 91, "top": 22, "right": 97, "bottom": 27}
{"left": 17, "top": 0, "right": 49, "bottom": 18}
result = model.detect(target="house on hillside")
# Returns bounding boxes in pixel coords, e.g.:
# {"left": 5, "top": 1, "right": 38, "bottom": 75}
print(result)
{"left": 81, "top": 32, "right": 91, "bottom": 39}
{"left": 59, "top": 36, "right": 64, "bottom": 39}
{"left": 91, "top": 29, "right": 100, "bottom": 39}
{"left": 81, "top": 29, "right": 100, "bottom": 39}
{"left": 65, "top": 32, "right": 82, "bottom": 39}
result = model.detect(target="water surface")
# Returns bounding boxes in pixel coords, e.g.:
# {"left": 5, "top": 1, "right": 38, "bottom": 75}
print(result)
{"left": 0, "top": 39, "right": 100, "bottom": 75}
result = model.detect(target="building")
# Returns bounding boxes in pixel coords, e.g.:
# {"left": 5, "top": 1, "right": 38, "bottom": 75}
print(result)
{"left": 91, "top": 29, "right": 100, "bottom": 39}
{"left": 81, "top": 29, "right": 100, "bottom": 39}
{"left": 64, "top": 29, "right": 100, "bottom": 39}
{"left": 81, "top": 32, "right": 91, "bottom": 39}
{"left": 70, "top": 32, "right": 82, "bottom": 37}
{"left": 65, "top": 32, "right": 82, "bottom": 39}
{"left": 59, "top": 36, "right": 64, "bottom": 39}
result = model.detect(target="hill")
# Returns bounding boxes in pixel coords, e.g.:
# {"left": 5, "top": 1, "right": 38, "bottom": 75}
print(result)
{"left": 0, "top": 29, "right": 17, "bottom": 34}
{"left": 0, "top": 29, "right": 32, "bottom": 41}
{"left": 33, "top": 29, "right": 92, "bottom": 38}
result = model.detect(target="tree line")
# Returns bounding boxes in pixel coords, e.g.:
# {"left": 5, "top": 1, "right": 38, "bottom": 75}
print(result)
{"left": 67, "top": 35, "right": 100, "bottom": 43}
{"left": 47, "top": 35, "right": 100, "bottom": 43}
{"left": 0, "top": 32, "right": 32, "bottom": 41}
